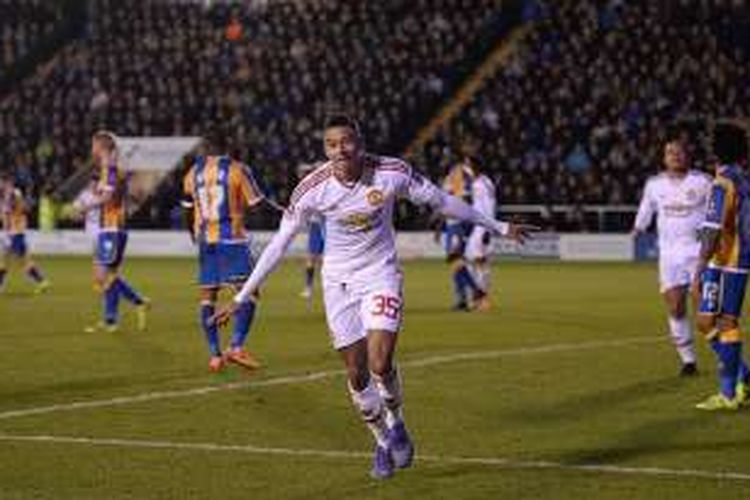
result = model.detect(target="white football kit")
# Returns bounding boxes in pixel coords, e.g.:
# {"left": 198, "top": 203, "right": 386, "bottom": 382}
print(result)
{"left": 634, "top": 170, "right": 711, "bottom": 292}
{"left": 74, "top": 187, "right": 101, "bottom": 245}
{"left": 465, "top": 173, "right": 497, "bottom": 261}
{"left": 235, "top": 155, "right": 509, "bottom": 349}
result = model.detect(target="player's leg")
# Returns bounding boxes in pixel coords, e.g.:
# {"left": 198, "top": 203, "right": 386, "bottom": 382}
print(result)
{"left": 662, "top": 286, "right": 696, "bottom": 375}
{"left": 223, "top": 242, "right": 261, "bottom": 370}
{"left": 660, "top": 256, "right": 697, "bottom": 375}
{"left": 695, "top": 269, "right": 746, "bottom": 410}
{"left": 325, "top": 280, "right": 392, "bottom": 478}
{"left": 199, "top": 286, "right": 224, "bottom": 372}
{"left": 362, "top": 280, "right": 414, "bottom": 470}
{"left": 14, "top": 235, "right": 49, "bottom": 292}
{"left": 0, "top": 248, "right": 7, "bottom": 291}
{"left": 108, "top": 233, "right": 149, "bottom": 330}
{"left": 197, "top": 243, "right": 224, "bottom": 371}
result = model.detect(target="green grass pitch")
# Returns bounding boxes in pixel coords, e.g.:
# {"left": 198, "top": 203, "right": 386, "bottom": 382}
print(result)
{"left": 1, "top": 257, "right": 749, "bottom": 499}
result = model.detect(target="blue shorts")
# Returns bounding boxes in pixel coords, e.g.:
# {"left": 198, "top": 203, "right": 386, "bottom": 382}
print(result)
{"left": 308, "top": 222, "right": 325, "bottom": 256}
{"left": 698, "top": 267, "right": 749, "bottom": 317}
{"left": 96, "top": 231, "right": 128, "bottom": 268}
{"left": 199, "top": 241, "right": 253, "bottom": 287}
{"left": 443, "top": 223, "right": 470, "bottom": 256}
{"left": 8, "top": 234, "right": 27, "bottom": 257}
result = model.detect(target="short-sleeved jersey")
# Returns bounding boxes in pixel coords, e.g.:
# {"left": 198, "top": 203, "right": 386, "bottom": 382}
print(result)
{"left": 703, "top": 164, "right": 750, "bottom": 271}
{"left": 183, "top": 155, "right": 264, "bottom": 244}
{"left": 286, "top": 155, "right": 442, "bottom": 283}
{"left": 97, "top": 161, "right": 127, "bottom": 231}
{"left": 0, "top": 188, "right": 27, "bottom": 234}
{"left": 634, "top": 170, "right": 712, "bottom": 255}
{"left": 74, "top": 185, "right": 101, "bottom": 237}
{"left": 471, "top": 173, "right": 497, "bottom": 220}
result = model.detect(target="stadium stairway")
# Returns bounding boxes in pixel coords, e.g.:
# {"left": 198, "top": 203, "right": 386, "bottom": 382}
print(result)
{"left": 403, "top": 23, "right": 529, "bottom": 159}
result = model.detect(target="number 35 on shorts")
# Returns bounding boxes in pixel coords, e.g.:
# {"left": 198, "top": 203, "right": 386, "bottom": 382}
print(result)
{"left": 371, "top": 294, "right": 402, "bottom": 319}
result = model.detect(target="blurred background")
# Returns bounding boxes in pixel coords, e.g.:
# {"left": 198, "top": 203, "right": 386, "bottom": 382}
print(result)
{"left": 1, "top": 0, "right": 748, "bottom": 233}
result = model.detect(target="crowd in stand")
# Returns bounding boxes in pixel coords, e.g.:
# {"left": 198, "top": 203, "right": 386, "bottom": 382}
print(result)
{"left": 0, "top": 0, "right": 748, "bottom": 231}
{"left": 0, "top": 0, "right": 505, "bottom": 227}
{"left": 416, "top": 0, "right": 750, "bottom": 229}
{"left": 0, "top": 0, "right": 63, "bottom": 73}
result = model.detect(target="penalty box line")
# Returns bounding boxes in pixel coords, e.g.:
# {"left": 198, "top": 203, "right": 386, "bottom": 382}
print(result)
{"left": 0, "top": 336, "right": 660, "bottom": 421}
{"left": 1, "top": 433, "right": 749, "bottom": 483}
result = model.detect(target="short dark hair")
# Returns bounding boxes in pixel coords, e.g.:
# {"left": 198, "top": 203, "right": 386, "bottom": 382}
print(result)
{"left": 203, "top": 126, "right": 230, "bottom": 155}
{"left": 712, "top": 122, "right": 748, "bottom": 164}
{"left": 324, "top": 113, "right": 361, "bottom": 138}
{"left": 664, "top": 124, "right": 688, "bottom": 144}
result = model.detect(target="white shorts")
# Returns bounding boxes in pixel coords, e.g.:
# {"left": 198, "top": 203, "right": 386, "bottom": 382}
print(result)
{"left": 465, "top": 227, "right": 491, "bottom": 261}
{"left": 658, "top": 252, "right": 699, "bottom": 292}
{"left": 322, "top": 274, "right": 404, "bottom": 350}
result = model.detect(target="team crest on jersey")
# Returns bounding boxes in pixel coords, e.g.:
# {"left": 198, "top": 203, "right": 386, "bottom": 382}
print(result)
{"left": 366, "top": 189, "right": 385, "bottom": 206}
{"left": 686, "top": 189, "right": 697, "bottom": 201}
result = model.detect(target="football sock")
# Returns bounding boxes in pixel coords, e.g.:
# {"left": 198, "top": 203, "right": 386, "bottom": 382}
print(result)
{"left": 668, "top": 315, "right": 696, "bottom": 364}
{"left": 26, "top": 265, "right": 44, "bottom": 284}
{"left": 471, "top": 261, "right": 491, "bottom": 293}
{"left": 103, "top": 280, "right": 120, "bottom": 325}
{"left": 711, "top": 335, "right": 742, "bottom": 399}
{"left": 372, "top": 365, "right": 404, "bottom": 428}
{"left": 115, "top": 277, "right": 144, "bottom": 305}
{"left": 305, "top": 265, "right": 314, "bottom": 290}
{"left": 200, "top": 301, "right": 221, "bottom": 357}
{"left": 230, "top": 301, "right": 256, "bottom": 349}
{"left": 349, "top": 379, "right": 389, "bottom": 448}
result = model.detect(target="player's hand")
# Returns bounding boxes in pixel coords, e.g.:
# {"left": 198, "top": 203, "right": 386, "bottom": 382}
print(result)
{"left": 210, "top": 301, "right": 241, "bottom": 327}
{"left": 507, "top": 223, "right": 540, "bottom": 244}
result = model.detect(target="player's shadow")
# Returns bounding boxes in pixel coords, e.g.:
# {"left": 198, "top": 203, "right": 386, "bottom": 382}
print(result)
{"left": 551, "top": 413, "right": 750, "bottom": 466}
{"left": 501, "top": 376, "right": 680, "bottom": 425}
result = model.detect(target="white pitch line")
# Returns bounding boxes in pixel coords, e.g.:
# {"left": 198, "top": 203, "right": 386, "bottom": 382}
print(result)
{"left": 1, "top": 433, "right": 749, "bottom": 483}
{"left": 0, "top": 336, "right": 659, "bottom": 421}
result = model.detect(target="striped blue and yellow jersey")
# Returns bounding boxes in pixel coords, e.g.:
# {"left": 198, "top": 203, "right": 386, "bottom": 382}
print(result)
{"left": 183, "top": 155, "right": 264, "bottom": 244}
{"left": 97, "top": 161, "right": 127, "bottom": 231}
{"left": 1, "top": 188, "right": 27, "bottom": 234}
{"left": 442, "top": 162, "right": 475, "bottom": 203}
{"left": 703, "top": 163, "right": 750, "bottom": 271}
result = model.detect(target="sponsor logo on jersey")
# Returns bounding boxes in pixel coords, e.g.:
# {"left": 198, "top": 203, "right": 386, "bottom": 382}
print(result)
{"left": 366, "top": 189, "right": 384, "bottom": 206}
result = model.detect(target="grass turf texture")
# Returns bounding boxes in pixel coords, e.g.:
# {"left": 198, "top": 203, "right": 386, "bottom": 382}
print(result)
{"left": 0, "top": 257, "right": 748, "bottom": 499}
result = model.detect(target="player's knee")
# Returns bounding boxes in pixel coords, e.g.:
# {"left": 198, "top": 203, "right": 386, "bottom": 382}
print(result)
{"left": 368, "top": 354, "right": 392, "bottom": 378}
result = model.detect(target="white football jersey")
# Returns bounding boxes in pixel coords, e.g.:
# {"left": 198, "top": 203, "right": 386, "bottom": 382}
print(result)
{"left": 287, "top": 155, "right": 442, "bottom": 283}
{"left": 634, "top": 170, "right": 711, "bottom": 255}
{"left": 74, "top": 186, "right": 101, "bottom": 238}
{"left": 472, "top": 173, "right": 496, "bottom": 219}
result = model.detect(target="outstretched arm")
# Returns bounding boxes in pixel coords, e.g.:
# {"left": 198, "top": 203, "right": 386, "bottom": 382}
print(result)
{"left": 212, "top": 210, "right": 306, "bottom": 326}
{"left": 406, "top": 170, "right": 537, "bottom": 243}
{"left": 234, "top": 213, "right": 302, "bottom": 303}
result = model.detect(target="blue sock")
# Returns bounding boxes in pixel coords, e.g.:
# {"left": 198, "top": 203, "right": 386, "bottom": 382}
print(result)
{"left": 103, "top": 282, "right": 119, "bottom": 325}
{"left": 231, "top": 301, "right": 256, "bottom": 349}
{"left": 200, "top": 302, "right": 221, "bottom": 356}
{"left": 26, "top": 265, "right": 44, "bottom": 283}
{"left": 711, "top": 340, "right": 741, "bottom": 398}
{"left": 0, "top": 269, "right": 6, "bottom": 287}
{"left": 457, "top": 265, "right": 482, "bottom": 297}
{"left": 115, "top": 277, "right": 144, "bottom": 305}
{"left": 452, "top": 268, "right": 466, "bottom": 305}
